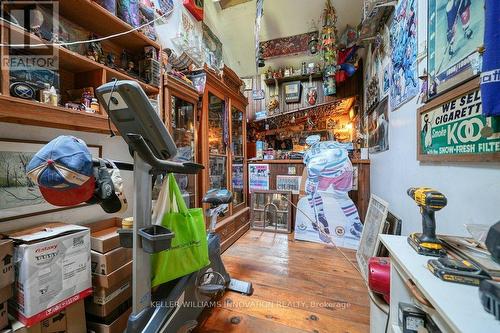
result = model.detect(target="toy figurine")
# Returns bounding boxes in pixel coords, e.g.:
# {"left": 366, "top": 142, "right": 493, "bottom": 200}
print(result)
{"left": 106, "top": 52, "right": 116, "bottom": 68}
{"left": 127, "top": 61, "right": 135, "bottom": 73}
{"left": 87, "top": 35, "right": 104, "bottom": 63}
{"left": 120, "top": 50, "right": 128, "bottom": 69}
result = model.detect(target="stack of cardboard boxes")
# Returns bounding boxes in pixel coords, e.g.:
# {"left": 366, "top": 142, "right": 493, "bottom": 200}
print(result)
{"left": 0, "top": 239, "right": 14, "bottom": 332}
{"left": 86, "top": 218, "right": 132, "bottom": 333}
{"left": 2, "top": 223, "right": 92, "bottom": 333}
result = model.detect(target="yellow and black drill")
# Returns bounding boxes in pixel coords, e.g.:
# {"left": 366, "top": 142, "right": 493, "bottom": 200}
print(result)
{"left": 407, "top": 187, "right": 447, "bottom": 257}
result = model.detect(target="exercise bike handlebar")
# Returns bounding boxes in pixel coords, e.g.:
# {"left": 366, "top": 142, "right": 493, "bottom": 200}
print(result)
{"left": 126, "top": 133, "right": 204, "bottom": 174}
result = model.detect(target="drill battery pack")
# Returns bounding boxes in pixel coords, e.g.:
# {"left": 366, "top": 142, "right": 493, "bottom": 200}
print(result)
{"left": 408, "top": 233, "right": 446, "bottom": 257}
{"left": 427, "top": 257, "right": 490, "bottom": 286}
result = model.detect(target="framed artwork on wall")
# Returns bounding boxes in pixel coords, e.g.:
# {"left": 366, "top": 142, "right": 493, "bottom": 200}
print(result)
{"left": 389, "top": 0, "right": 418, "bottom": 110}
{"left": 0, "top": 139, "right": 102, "bottom": 221}
{"left": 417, "top": 79, "right": 500, "bottom": 162}
{"left": 427, "top": 0, "right": 484, "bottom": 99}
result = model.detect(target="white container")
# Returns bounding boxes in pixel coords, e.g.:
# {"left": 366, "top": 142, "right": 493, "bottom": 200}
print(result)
{"left": 8, "top": 223, "right": 92, "bottom": 326}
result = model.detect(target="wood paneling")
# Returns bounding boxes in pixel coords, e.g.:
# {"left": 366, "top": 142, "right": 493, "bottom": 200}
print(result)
{"left": 245, "top": 64, "right": 363, "bottom": 122}
{"left": 195, "top": 230, "right": 370, "bottom": 333}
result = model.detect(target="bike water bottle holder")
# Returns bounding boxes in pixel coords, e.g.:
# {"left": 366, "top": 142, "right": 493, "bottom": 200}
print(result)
{"left": 117, "top": 225, "right": 174, "bottom": 253}
{"left": 138, "top": 225, "right": 175, "bottom": 253}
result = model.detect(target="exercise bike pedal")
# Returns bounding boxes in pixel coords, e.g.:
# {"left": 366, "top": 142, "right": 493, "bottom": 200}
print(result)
{"left": 228, "top": 279, "right": 253, "bottom": 295}
{"left": 198, "top": 284, "right": 225, "bottom": 296}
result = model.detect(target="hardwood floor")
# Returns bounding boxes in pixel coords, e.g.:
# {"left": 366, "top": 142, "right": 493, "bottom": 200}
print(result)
{"left": 195, "top": 230, "right": 370, "bottom": 333}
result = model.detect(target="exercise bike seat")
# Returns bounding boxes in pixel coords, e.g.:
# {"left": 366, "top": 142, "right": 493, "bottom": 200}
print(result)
{"left": 202, "top": 189, "right": 233, "bottom": 206}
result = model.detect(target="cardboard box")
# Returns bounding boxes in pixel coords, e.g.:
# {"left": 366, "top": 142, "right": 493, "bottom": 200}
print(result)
{"left": 0, "top": 302, "right": 7, "bottom": 330}
{"left": 0, "top": 240, "right": 14, "bottom": 289}
{"left": 86, "top": 279, "right": 131, "bottom": 317}
{"left": 91, "top": 248, "right": 132, "bottom": 275}
{"left": 0, "top": 285, "right": 13, "bottom": 305}
{"left": 7, "top": 300, "right": 86, "bottom": 333}
{"left": 7, "top": 223, "right": 92, "bottom": 326}
{"left": 86, "top": 307, "right": 131, "bottom": 333}
{"left": 92, "top": 261, "right": 132, "bottom": 289}
{"left": 92, "top": 279, "right": 131, "bottom": 306}
{"left": 86, "top": 218, "right": 123, "bottom": 253}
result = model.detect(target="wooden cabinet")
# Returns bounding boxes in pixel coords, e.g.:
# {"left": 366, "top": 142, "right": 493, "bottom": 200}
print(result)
{"left": 0, "top": 1, "right": 161, "bottom": 133}
{"left": 198, "top": 65, "right": 250, "bottom": 245}
{"left": 163, "top": 75, "right": 200, "bottom": 207}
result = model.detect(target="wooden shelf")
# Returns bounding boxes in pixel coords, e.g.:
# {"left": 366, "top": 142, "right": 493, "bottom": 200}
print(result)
{"left": 0, "top": 95, "right": 113, "bottom": 133}
{"left": 58, "top": 0, "right": 161, "bottom": 52}
{"left": 3, "top": 21, "right": 160, "bottom": 95}
{"left": 264, "top": 72, "right": 322, "bottom": 86}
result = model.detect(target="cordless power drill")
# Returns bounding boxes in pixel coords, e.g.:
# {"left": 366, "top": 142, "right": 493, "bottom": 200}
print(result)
{"left": 407, "top": 187, "right": 447, "bottom": 257}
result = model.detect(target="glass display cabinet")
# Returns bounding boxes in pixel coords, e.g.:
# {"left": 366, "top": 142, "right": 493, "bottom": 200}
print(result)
{"left": 163, "top": 75, "right": 200, "bottom": 207}
{"left": 231, "top": 106, "right": 245, "bottom": 210}
{"left": 199, "top": 65, "right": 249, "bottom": 251}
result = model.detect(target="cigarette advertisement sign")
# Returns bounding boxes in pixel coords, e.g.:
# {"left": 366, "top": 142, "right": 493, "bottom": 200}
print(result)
{"left": 418, "top": 87, "right": 500, "bottom": 161}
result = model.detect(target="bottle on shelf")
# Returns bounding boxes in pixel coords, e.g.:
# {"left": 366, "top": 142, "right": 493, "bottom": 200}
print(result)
{"left": 39, "top": 83, "right": 51, "bottom": 104}
{"left": 49, "top": 86, "right": 58, "bottom": 106}
{"left": 89, "top": 98, "right": 99, "bottom": 113}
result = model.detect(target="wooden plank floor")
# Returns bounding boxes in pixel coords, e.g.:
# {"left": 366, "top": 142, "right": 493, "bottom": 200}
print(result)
{"left": 195, "top": 230, "right": 370, "bottom": 333}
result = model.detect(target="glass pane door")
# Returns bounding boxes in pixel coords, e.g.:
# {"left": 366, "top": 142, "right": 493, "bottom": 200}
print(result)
{"left": 171, "top": 96, "right": 196, "bottom": 208}
{"left": 231, "top": 107, "right": 244, "bottom": 206}
{"left": 208, "top": 93, "right": 227, "bottom": 190}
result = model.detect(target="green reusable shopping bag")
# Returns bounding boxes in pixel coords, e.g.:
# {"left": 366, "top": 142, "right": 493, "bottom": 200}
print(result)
{"left": 151, "top": 173, "right": 210, "bottom": 287}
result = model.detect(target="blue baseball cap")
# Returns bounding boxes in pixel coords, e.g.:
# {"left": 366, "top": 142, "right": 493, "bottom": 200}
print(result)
{"left": 27, "top": 136, "right": 95, "bottom": 206}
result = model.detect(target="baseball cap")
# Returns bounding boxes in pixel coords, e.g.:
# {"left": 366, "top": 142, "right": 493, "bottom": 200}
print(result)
{"left": 27, "top": 136, "right": 95, "bottom": 206}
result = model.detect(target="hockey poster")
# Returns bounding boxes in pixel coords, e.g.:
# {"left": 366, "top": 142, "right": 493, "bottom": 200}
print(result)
{"left": 389, "top": 0, "right": 418, "bottom": 110}
{"left": 418, "top": 88, "right": 500, "bottom": 161}
{"left": 248, "top": 164, "right": 269, "bottom": 192}
{"left": 428, "top": 0, "right": 484, "bottom": 97}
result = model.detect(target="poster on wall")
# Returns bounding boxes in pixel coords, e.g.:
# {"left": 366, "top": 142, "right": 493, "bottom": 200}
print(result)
{"left": 276, "top": 175, "right": 301, "bottom": 195}
{"left": 389, "top": 0, "right": 418, "bottom": 110}
{"left": 418, "top": 84, "right": 500, "bottom": 162}
{"left": 427, "top": 0, "right": 484, "bottom": 99}
{"left": 248, "top": 164, "right": 269, "bottom": 192}
{"left": 0, "top": 139, "right": 101, "bottom": 221}
{"left": 368, "top": 97, "right": 389, "bottom": 153}
{"left": 294, "top": 139, "right": 362, "bottom": 249}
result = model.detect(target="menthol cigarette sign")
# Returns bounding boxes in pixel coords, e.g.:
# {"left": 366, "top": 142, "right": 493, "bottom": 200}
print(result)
{"left": 418, "top": 87, "right": 500, "bottom": 162}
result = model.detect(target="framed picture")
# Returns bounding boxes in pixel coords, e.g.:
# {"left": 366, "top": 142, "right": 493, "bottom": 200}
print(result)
{"left": 356, "top": 194, "right": 389, "bottom": 281}
{"left": 248, "top": 164, "right": 269, "bottom": 192}
{"left": 276, "top": 175, "right": 302, "bottom": 195}
{"left": 241, "top": 77, "right": 253, "bottom": 91}
{"left": 0, "top": 139, "right": 102, "bottom": 222}
{"left": 417, "top": 79, "right": 500, "bottom": 162}
{"left": 427, "top": 0, "right": 484, "bottom": 99}
{"left": 283, "top": 81, "right": 302, "bottom": 104}
{"left": 389, "top": 0, "right": 418, "bottom": 110}
{"left": 368, "top": 97, "right": 389, "bottom": 153}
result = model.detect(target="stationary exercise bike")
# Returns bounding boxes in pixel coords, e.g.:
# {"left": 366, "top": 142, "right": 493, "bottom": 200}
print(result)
{"left": 96, "top": 80, "right": 252, "bottom": 333}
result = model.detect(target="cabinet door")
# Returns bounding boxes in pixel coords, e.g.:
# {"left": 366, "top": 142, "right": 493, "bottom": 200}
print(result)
{"left": 231, "top": 106, "right": 245, "bottom": 208}
{"left": 171, "top": 95, "right": 197, "bottom": 207}
{"left": 208, "top": 93, "right": 227, "bottom": 191}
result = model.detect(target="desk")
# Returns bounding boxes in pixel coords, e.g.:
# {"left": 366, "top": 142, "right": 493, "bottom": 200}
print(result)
{"left": 379, "top": 235, "right": 499, "bottom": 333}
